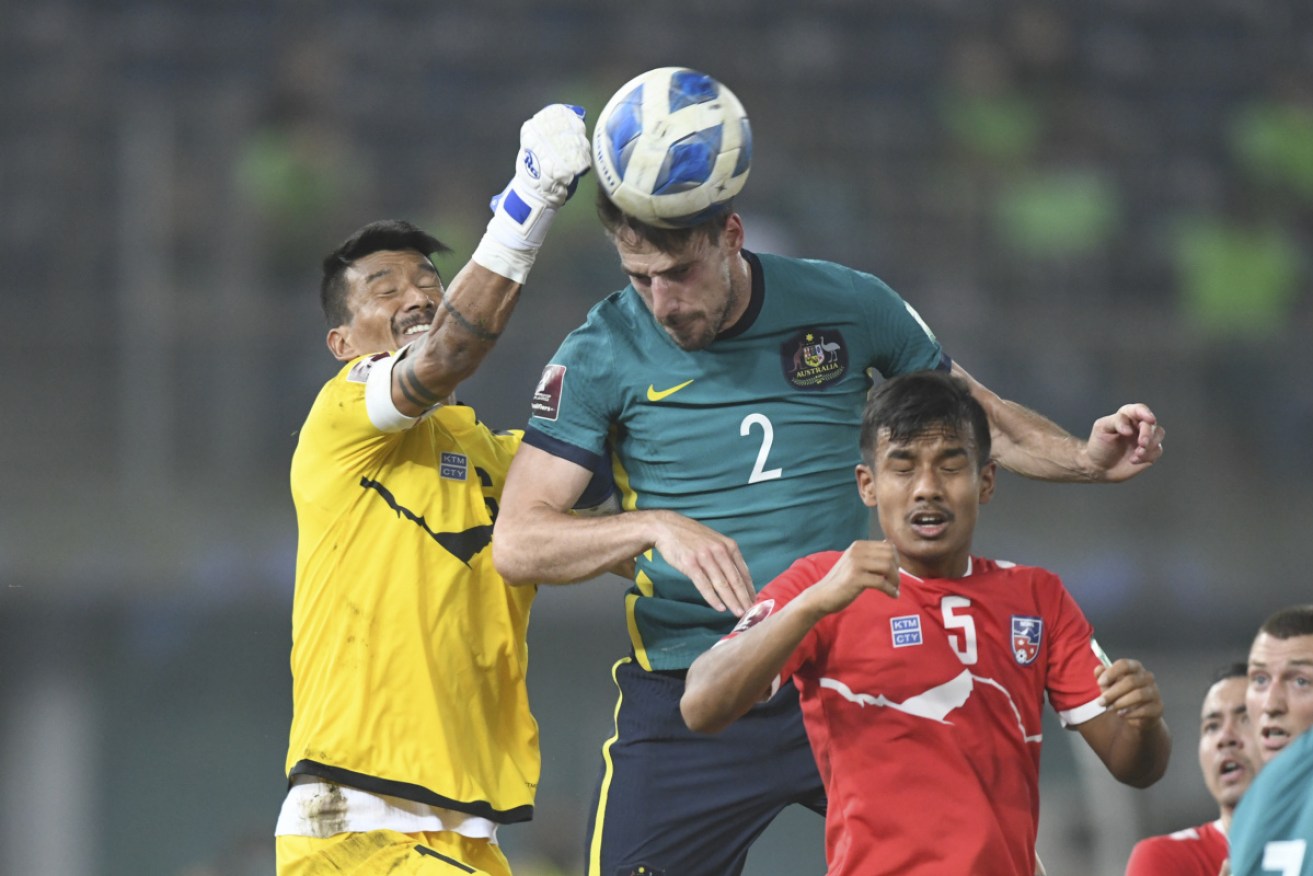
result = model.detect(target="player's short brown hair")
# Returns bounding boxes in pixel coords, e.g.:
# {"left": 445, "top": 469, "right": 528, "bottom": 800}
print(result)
{"left": 595, "top": 189, "right": 733, "bottom": 254}
{"left": 1258, "top": 604, "right": 1313, "bottom": 640}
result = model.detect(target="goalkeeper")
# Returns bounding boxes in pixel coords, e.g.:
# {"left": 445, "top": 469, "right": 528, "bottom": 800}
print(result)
{"left": 274, "top": 104, "right": 591, "bottom": 876}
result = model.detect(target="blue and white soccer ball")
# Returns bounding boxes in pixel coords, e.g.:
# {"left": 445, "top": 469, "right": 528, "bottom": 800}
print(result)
{"left": 592, "top": 66, "right": 752, "bottom": 228}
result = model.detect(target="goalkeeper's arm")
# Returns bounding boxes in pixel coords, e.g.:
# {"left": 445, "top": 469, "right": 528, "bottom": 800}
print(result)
{"left": 393, "top": 104, "right": 589, "bottom": 413}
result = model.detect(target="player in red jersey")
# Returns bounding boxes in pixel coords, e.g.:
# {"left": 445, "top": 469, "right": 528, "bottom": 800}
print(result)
{"left": 681, "top": 370, "right": 1171, "bottom": 876}
{"left": 1124, "top": 663, "right": 1255, "bottom": 876}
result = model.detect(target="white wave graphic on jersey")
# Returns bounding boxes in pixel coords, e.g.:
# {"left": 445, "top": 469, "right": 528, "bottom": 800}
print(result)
{"left": 819, "top": 670, "right": 1044, "bottom": 742}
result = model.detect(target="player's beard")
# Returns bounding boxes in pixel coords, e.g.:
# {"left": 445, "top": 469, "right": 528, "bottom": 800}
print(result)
{"left": 664, "top": 265, "right": 742, "bottom": 351}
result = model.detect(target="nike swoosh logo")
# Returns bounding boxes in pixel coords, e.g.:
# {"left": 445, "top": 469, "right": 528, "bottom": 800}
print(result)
{"left": 646, "top": 379, "right": 695, "bottom": 402}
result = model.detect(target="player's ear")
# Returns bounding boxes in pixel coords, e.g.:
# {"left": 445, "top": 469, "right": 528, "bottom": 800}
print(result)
{"left": 724, "top": 212, "right": 745, "bottom": 252}
{"left": 855, "top": 463, "right": 878, "bottom": 508}
{"left": 327, "top": 325, "right": 357, "bottom": 362}
{"left": 978, "top": 459, "right": 997, "bottom": 505}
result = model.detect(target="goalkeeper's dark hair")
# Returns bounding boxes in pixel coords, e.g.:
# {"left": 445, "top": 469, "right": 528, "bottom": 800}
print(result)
{"left": 860, "top": 371, "right": 991, "bottom": 470}
{"left": 320, "top": 220, "right": 451, "bottom": 327}
{"left": 596, "top": 189, "right": 733, "bottom": 253}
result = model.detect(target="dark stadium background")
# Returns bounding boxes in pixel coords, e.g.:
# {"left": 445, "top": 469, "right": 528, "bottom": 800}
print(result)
{"left": 2, "top": 2, "right": 1310, "bottom": 873}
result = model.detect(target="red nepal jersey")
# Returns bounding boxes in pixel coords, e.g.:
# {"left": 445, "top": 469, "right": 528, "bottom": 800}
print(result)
{"left": 1124, "top": 820, "right": 1229, "bottom": 876}
{"left": 728, "top": 553, "right": 1107, "bottom": 876}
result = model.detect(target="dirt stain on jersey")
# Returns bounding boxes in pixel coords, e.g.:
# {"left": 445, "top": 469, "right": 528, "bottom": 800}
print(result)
{"left": 298, "top": 782, "right": 349, "bottom": 838}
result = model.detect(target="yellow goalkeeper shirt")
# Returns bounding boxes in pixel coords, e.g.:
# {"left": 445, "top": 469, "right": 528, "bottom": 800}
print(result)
{"left": 285, "top": 349, "right": 538, "bottom": 823}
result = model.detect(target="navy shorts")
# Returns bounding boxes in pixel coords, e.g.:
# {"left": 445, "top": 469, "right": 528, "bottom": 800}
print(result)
{"left": 583, "top": 657, "right": 826, "bottom": 876}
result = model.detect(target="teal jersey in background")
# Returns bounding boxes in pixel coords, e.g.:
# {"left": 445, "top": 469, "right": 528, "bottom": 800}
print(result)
{"left": 525, "top": 251, "right": 947, "bottom": 669}
{"left": 1229, "top": 729, "right": 1313, "bottom": 876}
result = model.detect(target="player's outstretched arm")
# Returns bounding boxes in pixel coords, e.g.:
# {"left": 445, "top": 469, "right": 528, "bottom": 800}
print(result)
{"left": 682, "top": 541, "right": 901, "bottom": 734}
{"left": 493, "top": 444, "right": 756, "bottom": 614}
{"left": 394, "top": 105, "right": 590, "bottom": 412}
{"left": 951, "top": 362, "right": 1165, "bottom": 484}
{"left": 1076, "top": 657, "right": 1172, "bottom": 788}
{"left": 681, "top": 601, "right": 819, "bottom": 735}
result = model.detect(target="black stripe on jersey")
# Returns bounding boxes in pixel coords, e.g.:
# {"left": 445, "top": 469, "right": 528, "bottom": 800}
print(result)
{"left": 522, "top": 426, "right": 603, "bottom": 473}
{"left": 716, "top": 249, "right": 765, "bottom": 340}
{"left": 521, "top": 428, "right": 618, "bottom": 511}
{"left": 359, "top": 476, "right": 492, "bottom": 565}
{"left": 415, "top": 845, "right": 477, "bottom": 872}
{"left": 288, "top": 759, "right": 534, "bottom": 824}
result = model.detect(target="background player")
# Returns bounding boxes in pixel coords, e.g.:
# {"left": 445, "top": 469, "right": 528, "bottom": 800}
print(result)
{"left": 680, "top": 369, "right": 1171, "bottom": 876}
{"left": 1226, "top": 604, "right": 1313, "bottom": 876}
{"left": 275, "top": 104, "right": 590, "bottom": 876}
{"left": 1124, "top": 663, "right": 1255, "bottom": 875}
{"left": 492, "top": 186, "right": 1165, "bottom": 875}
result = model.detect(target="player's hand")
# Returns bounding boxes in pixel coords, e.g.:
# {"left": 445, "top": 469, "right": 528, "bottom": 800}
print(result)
{"left": 1095, "top": 658, "right": 1164, "bottom": 726}
{"left": 493, "top": 104, "right": 590, "bottom": 212}
{"left": 808, "top": 540, "right": 901, "bottom": 615}
{"left": 1217, "top": 858, "right": 1230, "bottom": 876}
{"left": 650, "top": 510, "right": 755, "bottom": 616}
{"left": 1082, "top": 403, "right": 1164, "bottom": 482}
{"left": 475, "top": 104, "right": 590, "bottom": 284}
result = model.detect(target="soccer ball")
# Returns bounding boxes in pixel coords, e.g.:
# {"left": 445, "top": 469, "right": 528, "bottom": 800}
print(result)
{"left": 592, "top": 66, "right": 752, "bottom": 228}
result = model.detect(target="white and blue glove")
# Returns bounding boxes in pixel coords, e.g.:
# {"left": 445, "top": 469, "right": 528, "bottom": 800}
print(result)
{"left": 472, "top": 103, "right": 589, "bottom": 284}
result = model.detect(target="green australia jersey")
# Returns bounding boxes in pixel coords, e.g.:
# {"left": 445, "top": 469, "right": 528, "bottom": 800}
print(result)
{"left": 1229, "top": 729, "right": 1313, "bottom": 876}
{"left": 525, "top": 251, "right": 947, "bottom": 670}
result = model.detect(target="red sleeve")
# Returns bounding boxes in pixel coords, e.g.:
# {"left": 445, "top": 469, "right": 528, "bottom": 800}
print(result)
{"left": 1123, "top": 835, "right": 1183, "bottom": 876}
{"left": 722, "top": 551, "right": 839, "bottom": 685}
{"left": 1040, "top": 571, "right": 1107, "bottom": 722}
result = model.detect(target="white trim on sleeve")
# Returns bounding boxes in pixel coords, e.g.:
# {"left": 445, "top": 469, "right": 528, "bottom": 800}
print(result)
{"left": 1058, "top": 695, "right": 1107, "bottom": 728}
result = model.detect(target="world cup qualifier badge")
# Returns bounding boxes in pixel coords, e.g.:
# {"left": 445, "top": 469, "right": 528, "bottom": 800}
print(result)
{"left": 780, "top": 328, "right": 848, "bottom": 390}
{"left": 531, "top": 364, "right": 566, "bottom": 421}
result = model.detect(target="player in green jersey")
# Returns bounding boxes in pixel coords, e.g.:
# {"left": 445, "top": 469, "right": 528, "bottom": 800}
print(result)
{"left": 1226, "top": 604, "right": 1313, "bottom": 876}
{"left": 493, "top": 196, "right": 1166, "bottom": 876}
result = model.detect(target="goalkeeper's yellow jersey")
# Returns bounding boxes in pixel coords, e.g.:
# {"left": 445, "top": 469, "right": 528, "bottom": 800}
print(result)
{"left": 285, "top": 350, "right": 538, "bottom": 824}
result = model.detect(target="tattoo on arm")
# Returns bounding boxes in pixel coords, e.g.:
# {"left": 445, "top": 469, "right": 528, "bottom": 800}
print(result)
{"left": 441, "top": 295, "right": 501, "bottom": 342}
{"left": 395, "top": 357, "right": 443, "bottom": 410}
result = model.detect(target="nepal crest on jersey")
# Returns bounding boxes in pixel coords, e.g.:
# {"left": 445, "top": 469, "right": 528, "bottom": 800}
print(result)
{"left": 780, "top": 328, "right": 848, "bottom": 390}
{"left": 1012, "top": 616, "right": 1043, "bottom": 665}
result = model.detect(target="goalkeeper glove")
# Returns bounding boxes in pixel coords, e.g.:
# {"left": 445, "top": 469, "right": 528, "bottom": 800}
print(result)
{"left": 472, "top": 103, "right": 589, "bottom": 284}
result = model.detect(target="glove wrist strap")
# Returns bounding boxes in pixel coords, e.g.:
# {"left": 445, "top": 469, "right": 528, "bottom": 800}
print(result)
{"left": 470, "top": 184, "right": 558, "bottom": 284}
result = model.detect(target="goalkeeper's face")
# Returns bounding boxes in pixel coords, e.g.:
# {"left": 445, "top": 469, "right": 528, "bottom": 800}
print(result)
{"left": 618, "top": 215, "right": 750, "bottom": 351}
{"left": 328, "top": 249, "right": 442, "bottom": 360}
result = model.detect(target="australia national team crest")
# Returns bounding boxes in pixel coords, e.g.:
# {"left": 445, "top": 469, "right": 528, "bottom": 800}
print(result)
{"left": 780, "top": 328, "right": 848, "bottom": 390}
{"left": 1012, "top": 616, "right": 1043, "bottom": 665}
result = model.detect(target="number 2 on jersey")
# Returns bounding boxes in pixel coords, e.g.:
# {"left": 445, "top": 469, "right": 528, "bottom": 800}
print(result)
{"left": 739, "top": 412, "right": 783, "bottom": 484}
